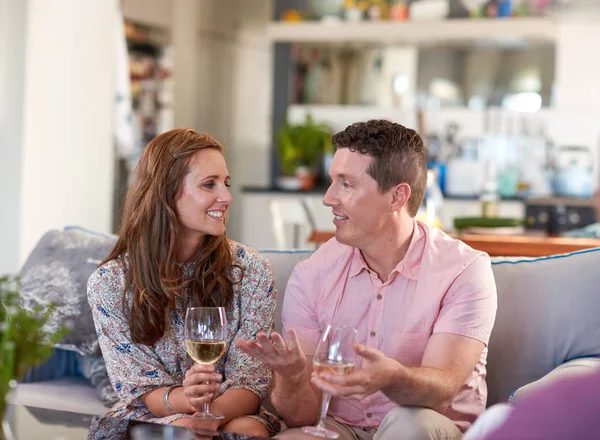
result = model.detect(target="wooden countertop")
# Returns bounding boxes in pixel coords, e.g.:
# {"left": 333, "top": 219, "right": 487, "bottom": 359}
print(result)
{"left": 308, "top": 230, "right": 600, "bottom": 258}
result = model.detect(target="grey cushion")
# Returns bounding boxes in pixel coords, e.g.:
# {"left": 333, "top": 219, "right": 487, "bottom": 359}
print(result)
{"left": 259, "top": 250, "right": 313, "bottom": 334}
{"left": 487, "top": 249, "right": 600, "bottom": 406}
{"left": 19, "top": 228, "right": 116, "bottom": 355}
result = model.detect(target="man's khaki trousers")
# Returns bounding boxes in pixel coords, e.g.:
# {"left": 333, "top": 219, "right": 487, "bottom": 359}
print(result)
{"left": 275, "top": 406, "right": 463, "bottom": 440}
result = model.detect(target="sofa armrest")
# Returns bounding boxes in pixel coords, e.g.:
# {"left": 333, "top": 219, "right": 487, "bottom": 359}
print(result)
{"left": 509, "top": 357, "right": 600, "bottom": 405}
{"left": 9, "top": 377, "right": 107, "bottom": 416}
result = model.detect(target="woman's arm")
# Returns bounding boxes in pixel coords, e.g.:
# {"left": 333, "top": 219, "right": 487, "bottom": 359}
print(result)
{"left": 88, "top": 264, "right": 188, "bottom": 422}
{"left": 139, "top": 386, "right": 194, "bottom": 417}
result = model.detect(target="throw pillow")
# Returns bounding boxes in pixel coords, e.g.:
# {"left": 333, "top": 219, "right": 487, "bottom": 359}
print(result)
{"left": 19, "top": 228, "right": 116, "bottom": 355}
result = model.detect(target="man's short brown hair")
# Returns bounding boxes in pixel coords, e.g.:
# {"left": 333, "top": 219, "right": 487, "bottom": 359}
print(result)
{"left": 331, "top": 120, "right": 427, "bottom": 217}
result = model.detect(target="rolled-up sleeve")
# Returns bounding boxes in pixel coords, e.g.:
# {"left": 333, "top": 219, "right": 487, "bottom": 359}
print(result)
{"left": 87, "top": 265, "right": 180, "bottom": 409}
{"left": 220, "top": 255, "right": 277, "bottom": 402}
{"left": 433, "top": 254, "right": 498, "bottom": 346}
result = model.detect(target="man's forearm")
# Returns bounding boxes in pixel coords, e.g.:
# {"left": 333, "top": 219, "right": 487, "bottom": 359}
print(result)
{"left": 271, "top": 370, "right": 319, "bottom": 427}
{"left": 383, "top": 366, "right": 458, "bottom": 413}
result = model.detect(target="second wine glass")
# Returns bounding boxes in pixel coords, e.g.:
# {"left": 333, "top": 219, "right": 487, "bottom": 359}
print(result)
{"left": 302, "top": 324, "right": 358, "bottom": 439}
{"left": 184, "top": 306, "right": 228, "bottom": 420}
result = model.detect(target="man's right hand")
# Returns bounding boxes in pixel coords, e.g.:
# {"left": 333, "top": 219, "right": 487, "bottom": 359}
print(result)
{"left": 236, "top": 328, "right": 307, "bottom": 379}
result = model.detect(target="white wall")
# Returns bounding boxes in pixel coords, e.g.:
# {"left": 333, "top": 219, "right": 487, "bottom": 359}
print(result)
{"left": 172, "top": 0, "right": 201, "bottom": 129}
{"left": 171, "top": 0, "right": 273, "bottom": 242}
{"left": 0, "top": 0, "right": 27, "bottom": 275}
{"left": 555, "top": 22, "right": 600, "bottom": 114}
{"left": 18, "top": 0, "right": 118, "bottom": 265}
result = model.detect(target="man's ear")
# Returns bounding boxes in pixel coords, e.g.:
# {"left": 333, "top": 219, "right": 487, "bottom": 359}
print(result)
{"left": 391, "top": 183, "right": 411, "bottom": 212}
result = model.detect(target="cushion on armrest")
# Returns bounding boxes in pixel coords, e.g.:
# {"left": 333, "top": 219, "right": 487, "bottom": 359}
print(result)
{"left": 509, "top": 356, "right": 600, "bottom": 405}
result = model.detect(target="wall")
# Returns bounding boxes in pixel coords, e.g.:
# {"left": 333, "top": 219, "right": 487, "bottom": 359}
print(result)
{"left": 173, "top": 0, "right": 273, "bottom": 242}
{"left": 555, "top": 22, "right": 600, "bottom": 114}
{"left": 0, "top": 0, "right": 173, "bottom": 275}
{"left": 17, "top": 0, "right": 118, "bottom": 266}
{"left": 0, "top": 0, "right": 27, "bottom": 275}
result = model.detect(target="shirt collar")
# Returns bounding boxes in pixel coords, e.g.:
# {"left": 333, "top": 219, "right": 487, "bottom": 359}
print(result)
{"left": 349, "top": 219, "right": 425, "bottom": 281}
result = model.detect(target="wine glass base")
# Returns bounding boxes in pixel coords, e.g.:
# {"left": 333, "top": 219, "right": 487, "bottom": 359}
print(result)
{"left": 189, "top": 412, "right": 224, "bottom": 420}
{"left": 301, "top": 425, "right": 339, "bottom": 439}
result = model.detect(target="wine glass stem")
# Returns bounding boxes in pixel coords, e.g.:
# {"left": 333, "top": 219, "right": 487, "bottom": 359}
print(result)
{"left": 317, "top": 392, "right": 333, "bottom": 429}
{"left": 203, "top": 380, "right": 211, "bottom": 414}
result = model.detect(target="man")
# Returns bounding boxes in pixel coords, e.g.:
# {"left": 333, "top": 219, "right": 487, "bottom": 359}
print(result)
{"left": 237, "top": 120, "right": 497, "bottom": 439}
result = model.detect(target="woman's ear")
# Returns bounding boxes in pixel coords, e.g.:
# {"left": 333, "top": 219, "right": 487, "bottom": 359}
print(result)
{"left": 391, "top": 183, "right": 411, "bottom": 212}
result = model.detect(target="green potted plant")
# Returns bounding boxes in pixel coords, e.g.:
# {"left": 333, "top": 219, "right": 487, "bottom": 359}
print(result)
{"left": 0, "top": 275, "right": 66, "bottom": 438}
{"left": 276, "top": 114, "right": 334, "bottom": 191}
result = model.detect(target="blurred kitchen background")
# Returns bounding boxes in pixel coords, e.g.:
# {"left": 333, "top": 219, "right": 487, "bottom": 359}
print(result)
{"left": 2, "top": 0, "right": 600, "bottom": 274}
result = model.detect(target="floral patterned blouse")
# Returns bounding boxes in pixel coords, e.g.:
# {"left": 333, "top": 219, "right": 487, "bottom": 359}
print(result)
{"left": 87, "top": 241, "right": 281, "bottom": 435}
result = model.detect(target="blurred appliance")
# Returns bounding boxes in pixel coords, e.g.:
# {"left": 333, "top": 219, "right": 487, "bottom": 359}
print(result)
{"left": 445, "top": 158, "right": 482, "bottom": 197}
{"left": 525, "top": 198, "right": 597, "bottom": 235}
{"left": 552, "top": 145, "right": 594, "bottom": 198}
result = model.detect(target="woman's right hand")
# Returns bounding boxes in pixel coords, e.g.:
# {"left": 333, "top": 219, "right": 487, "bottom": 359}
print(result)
{"left": 182, "top": 363, "right": 223, "bottom": 412}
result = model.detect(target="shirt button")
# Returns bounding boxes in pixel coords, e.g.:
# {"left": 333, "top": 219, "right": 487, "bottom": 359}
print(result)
{"left": 370, "top": 331, "right": 376, "bottom": 337}
{"left": 376, "top": 294, "right": 382, "bottom": 300}
{"left": 366, "top": 412, "right": 372, "bottom": 418}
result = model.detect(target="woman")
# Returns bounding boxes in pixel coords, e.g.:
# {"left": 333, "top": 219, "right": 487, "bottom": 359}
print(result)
{"left": 87, "top": 128, "right": 280, "bottom": 437}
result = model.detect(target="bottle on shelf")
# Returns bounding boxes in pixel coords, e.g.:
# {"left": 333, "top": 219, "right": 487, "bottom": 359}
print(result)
{"left": 418, "top": 168, "right": 444, "bottom": 229}
{"left": 480, "top": 159, "right": 500, "bottom": 218}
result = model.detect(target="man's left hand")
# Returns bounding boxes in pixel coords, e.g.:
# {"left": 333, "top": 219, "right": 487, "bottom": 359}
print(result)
{"left": 310, "top": 343, "right": 404, "bottom": 402}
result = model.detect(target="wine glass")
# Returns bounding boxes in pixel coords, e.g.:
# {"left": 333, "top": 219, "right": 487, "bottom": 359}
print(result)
{"left": 302, "top": 325, "right": 358, "bottom": 439}
{"left": 184, "top": 306, "right": 228, "bottom": 420}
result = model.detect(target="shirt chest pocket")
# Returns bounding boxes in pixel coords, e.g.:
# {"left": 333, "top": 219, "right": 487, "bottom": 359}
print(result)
{"left": 390, "top": 332, "right": 430, "bottom": 367}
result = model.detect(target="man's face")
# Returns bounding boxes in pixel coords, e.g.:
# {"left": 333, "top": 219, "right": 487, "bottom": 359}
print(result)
{"left": 323, "top": 148, "right": 395, "bottom": 249}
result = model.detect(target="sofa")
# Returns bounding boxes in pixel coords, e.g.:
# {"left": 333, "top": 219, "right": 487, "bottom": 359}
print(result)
{"left": 8, "top": 228, "right": 600, "bottom": 433}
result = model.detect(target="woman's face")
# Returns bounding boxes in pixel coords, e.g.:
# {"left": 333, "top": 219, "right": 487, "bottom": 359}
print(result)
{"left": 175, "top": 149, "right": 232, "bottom": 244}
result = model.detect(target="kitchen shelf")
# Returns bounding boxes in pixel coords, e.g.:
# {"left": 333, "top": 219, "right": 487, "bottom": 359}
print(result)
{"left": 266, "top": 18, "right": 557, "bottom": 46}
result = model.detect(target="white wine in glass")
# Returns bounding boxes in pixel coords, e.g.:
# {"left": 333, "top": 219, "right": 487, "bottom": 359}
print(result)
{"left": 184, "top": 306, "right": 228, "bottom": 420}
{"left": 302, "top": 325, "right": 358, "bottom": 439}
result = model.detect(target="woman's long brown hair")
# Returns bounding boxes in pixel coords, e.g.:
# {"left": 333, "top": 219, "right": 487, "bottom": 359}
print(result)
{"left": 101, "top": 128, "right": 241, "bottom": 346}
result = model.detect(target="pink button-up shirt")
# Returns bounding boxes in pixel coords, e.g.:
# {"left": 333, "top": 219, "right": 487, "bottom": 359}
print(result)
{"left": 282, "top": 221, "right": 497, "bottom": 432}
